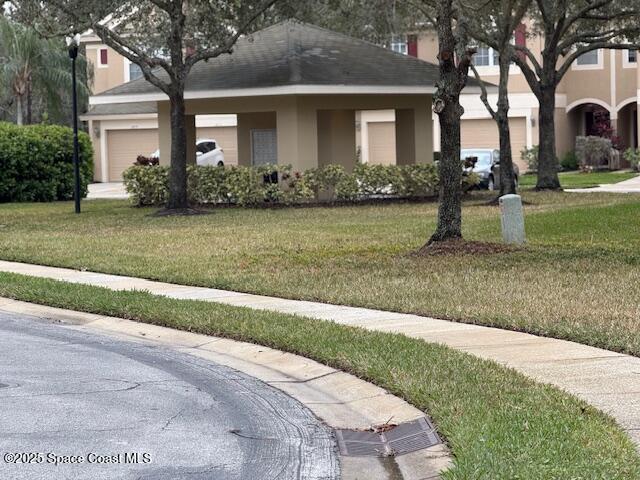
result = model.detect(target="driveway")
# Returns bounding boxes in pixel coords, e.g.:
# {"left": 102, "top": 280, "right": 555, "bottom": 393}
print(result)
{"left": 0, "top": 312, "right": 338, "bottom": 480}
{"left": 87, "top": 182, "right": 128, "bottom": 200}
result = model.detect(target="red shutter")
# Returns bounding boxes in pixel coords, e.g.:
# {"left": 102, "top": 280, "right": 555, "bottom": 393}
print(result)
{"left": 515, "top": 24, "right": 526, "bottom": 61}
{"left": 407, "top": 35, "right": 418, "bottom": 57}
{"left": 100, "top": 48, "right": 108, "bottom": 65}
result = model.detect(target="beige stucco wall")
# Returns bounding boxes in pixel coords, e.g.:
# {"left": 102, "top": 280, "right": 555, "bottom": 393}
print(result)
{"left": 317, "top": 110, "right": 357, "bottom": 171}
{"left": 85, "top": 44, "right": 126, "bottom": 94}
{"left": 154, "top": 94, "right": 434, "bottom": 172}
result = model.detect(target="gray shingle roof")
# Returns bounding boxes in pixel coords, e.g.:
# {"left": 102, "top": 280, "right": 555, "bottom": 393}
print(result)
{"left": 95, "top": 20, "right": 476, "bottom": 98}
{"left": 83, "top": 102, "right": 157, "bottom": 116}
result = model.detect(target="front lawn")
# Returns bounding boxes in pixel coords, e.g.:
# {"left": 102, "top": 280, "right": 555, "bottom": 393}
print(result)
{"left": 519, "top": 170, "right": 638, "bottom": 188}
{"left": 1, "top": 272, "right": 638, "bottom": 479}
{"left": 0, "top": 191, "right": 639, "bottom": 356}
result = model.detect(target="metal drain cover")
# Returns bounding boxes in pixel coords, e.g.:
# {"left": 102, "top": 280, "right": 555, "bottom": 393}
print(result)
{"left": 335, "top": 417, "right": 441, "bottom": 457}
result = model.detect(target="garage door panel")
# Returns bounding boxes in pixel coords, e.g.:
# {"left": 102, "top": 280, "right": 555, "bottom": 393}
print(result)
{"left": 107, "top": 129, "right": 158, "bottom": 182}
{"left": 461, "top": 118, "right": 527, "bottom": 171}
{"left": 196, "top": 127, "right": 238, "bottom": 165}
{"left": 368, "top": 122, "right": 396, "bottom": 165}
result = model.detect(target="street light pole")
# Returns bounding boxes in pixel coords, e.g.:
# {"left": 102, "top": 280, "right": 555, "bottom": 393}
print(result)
{"left": 67, "top": 34, "right": 81, "bottom": 214}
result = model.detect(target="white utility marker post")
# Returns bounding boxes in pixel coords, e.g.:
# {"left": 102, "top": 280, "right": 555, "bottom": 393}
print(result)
{"left": 499, "top": 194, "right": 526, "bottom": 245}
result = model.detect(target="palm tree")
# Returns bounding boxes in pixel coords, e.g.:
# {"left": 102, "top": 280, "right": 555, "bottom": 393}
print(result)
{"left": 0, "top": 17, "right": 89, "bottom": 125}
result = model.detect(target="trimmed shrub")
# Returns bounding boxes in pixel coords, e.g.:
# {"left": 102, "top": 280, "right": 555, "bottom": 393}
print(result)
{"left": 123, "top": 161, "right": 461, "bottom": 208}
{"left": 575, "top": 136, "right": 612, "bottom": 170}
{"left": 521, "top": 145, "right": 539, "bottom": 172}
{"left": 122, "top": 164, "right": 169, "bottom": 207}
{"left": 560, "top": 150, "right": 579, "bottom": 171}
{"left": 0, "top": 122, "right": 93, "bottom": 202}
{"left": 623, "top": 148, "right": 640, "bottom": 172}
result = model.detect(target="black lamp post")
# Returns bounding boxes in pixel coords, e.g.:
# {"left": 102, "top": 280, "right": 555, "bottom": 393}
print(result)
{"left": 66, "top": 33, "right": 81, "bottom": 214}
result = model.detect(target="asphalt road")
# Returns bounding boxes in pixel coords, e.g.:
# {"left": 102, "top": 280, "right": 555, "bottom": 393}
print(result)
{"left": 0, "top": 312, "right": 339, "bottom": 480}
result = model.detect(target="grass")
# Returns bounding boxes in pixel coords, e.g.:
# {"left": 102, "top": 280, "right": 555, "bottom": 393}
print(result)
{"left": 0, "top": 271, "right": 638, "bottom": 479}
{"left": 0, "top": 191, "right": 639, "bottom": 357}
{"left": 519, "top": 170, "right": 638, "bottom": 188}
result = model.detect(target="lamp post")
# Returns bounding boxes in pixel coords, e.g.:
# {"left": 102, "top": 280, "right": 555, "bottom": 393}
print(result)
{"left": 66, "top": 33, "right": 82, "bottom": 214}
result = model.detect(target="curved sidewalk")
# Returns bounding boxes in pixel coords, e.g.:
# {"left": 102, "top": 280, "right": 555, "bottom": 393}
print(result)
{"left": 0, "top": 259, "right": 638, "bottom": 447}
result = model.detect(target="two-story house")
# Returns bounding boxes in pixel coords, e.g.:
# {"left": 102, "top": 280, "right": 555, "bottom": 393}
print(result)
{"left": 360, "top": 27, "right": 639, "bottom": 171}
{"left": 83, "top": 24, "right": 638, "bottom": 182}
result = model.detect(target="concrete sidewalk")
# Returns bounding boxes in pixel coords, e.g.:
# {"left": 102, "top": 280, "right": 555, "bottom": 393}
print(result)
{"left": 87, "top": 182, "right": 128, "bottom": 200}
{"left": 566, "top": 174, "right": 640, "bottom": 193}
{"left": 1, "top": 259, "right": 639, "bottom": 447}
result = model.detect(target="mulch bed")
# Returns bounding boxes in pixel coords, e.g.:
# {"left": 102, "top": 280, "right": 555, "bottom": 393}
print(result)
{"left": 415, "top": 238, "right": 520, "bottom": 256}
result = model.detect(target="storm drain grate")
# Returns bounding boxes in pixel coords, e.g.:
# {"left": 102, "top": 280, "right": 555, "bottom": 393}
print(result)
{"left": 335, "top": 417, "right": 441, "bottom": 457}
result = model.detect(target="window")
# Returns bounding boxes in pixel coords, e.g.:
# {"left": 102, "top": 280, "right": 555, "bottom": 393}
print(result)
{"left": 473, "top": 46, "right": 499, "bottom": 67}
{"left": 628, "top": 50, "right": 637, "bottom": 63}
{"left": 390, "top": 35, "right": 407, "bottom": 55}
{"left": 99, "top": 48, "right": 108, "bottom": 67}
{"left": 576, "top": 50, "right": 599, "bottom": 66}
{"left": 129, "top": 62, "right": 143, "bottom": 81}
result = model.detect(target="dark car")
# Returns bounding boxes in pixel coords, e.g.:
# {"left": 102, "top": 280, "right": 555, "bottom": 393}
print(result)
{"left": 461, "top": 148, "right": 519, "bottom": 190}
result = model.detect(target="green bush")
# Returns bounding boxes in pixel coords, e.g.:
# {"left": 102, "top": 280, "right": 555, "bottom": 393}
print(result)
{"left": 561, "top": 150, "right": 579, "bottom": 171}
{"left": 521, "top": 145, "right": 539, "bottom": 172}
{"left": 123, "top": 162, "right": 446, "bottom": 207}
{"left": 623, "top": 148, "right": 640, "bottom": 172}
{"left": 122, "top": 164, "right": 169, "bottom": 207}
{"left": 0, "top": 122, "right": 93, "bottom": 202}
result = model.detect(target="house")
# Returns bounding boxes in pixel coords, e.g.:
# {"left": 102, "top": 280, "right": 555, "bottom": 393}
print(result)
{"left": 80, "top": 34, "right": 239, "bottom": 182}
{"left": 84, "top": 21, "right": 489, "bottom": 180}
{"left": 362, "top": 25, "right": 639, "bottom": 171}
{"left": 83, "top": 19, "right": 639, "bottom": 181}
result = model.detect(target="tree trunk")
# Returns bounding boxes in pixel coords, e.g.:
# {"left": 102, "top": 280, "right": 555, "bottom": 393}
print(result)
{"left": 431, "top": 100, "right": 464, "bottom": 242}
{"left": 167, "top": 92, "right": 189, "bottom": 210}
{"left": 15, "top": 95, "right": 23, "bottom": 126}
{"left": 536, "top": 86, "right": 561, "bottom": 189}
{"left": 428, "top": 0, "right": 467, "bottom": 244}
{"left": 496, "top": 56, "right": 516, "bottom": 196}
{"left": 26, "top": 80, "right": 32, "bottom": 125}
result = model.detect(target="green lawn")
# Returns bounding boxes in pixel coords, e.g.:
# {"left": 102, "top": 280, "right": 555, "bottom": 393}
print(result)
{"left": 0, "top": 191, "right": 639, "bottom": 356}
{"left": 0, "top": 272, "right": 638, "bottom": 480}
{"left": 519, "top": 171, "right": 638, "bottom": 188}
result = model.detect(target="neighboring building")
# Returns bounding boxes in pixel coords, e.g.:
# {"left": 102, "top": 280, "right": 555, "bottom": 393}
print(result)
{"left": 80, "top": 33, "right": 239, "bottom": 183}
{"left": 86, "top": 19, "right": 635, "bottom": 181}
{"left": 361, "top": 25, "right": 639, "bottom": 171}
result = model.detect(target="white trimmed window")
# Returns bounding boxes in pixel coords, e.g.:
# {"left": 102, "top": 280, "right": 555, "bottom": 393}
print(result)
{"left": 576, "top": 50, "right": 599, "bottom": 65}
{"left": 390, "top": 35, "right": 407, "bottom": 55}
{"left": 628, "top": 49, "right": 637, "bottom": 63}
{"left": 473, "top": 46, "right": 499, "bottom": 67}
{"left": 129, "top": 62, "right": 143, "bottom": 81}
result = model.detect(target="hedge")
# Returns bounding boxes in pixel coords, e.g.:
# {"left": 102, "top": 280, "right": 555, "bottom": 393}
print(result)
{"left": 0, "top": 122, "right": 93, "bottom": 202}
{"left": 124, "top": 162, "right": 480, "bottom": 208}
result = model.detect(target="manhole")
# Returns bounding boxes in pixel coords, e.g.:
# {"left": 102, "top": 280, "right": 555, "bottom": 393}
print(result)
{"left": 335, "top": 417, "right": 441, "bottom": 457}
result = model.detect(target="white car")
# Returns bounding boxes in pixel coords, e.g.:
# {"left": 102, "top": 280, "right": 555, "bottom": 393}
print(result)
{"left": 150, "top": 139, "right": 225, "bottom": 166}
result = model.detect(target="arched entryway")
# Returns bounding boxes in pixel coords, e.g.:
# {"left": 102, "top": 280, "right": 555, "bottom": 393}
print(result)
{"left": 616, "top": 98, "right": 638, "bottom": 151}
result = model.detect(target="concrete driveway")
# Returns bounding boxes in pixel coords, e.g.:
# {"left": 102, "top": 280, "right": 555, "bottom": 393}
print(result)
{"left": 0, "top": 313, "right": 338, "bottom": 480}
{"left": 87, "top": 183, "right": 128, "bottom": 200}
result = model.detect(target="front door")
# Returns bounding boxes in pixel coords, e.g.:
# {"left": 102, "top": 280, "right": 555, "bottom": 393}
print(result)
{"left": 251, "top": 129, "right": 278, "bottom": 166}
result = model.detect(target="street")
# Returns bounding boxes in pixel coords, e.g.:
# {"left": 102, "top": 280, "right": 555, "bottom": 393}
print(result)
{"left": 0, "top": 312, "right": 339, "bottom": 480}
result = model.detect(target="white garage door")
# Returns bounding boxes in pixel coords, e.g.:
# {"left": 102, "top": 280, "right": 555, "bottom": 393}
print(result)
{"left": 107, "top": 129, "right": 159, "bottom": 181}
{"left": 368, "top": 122, "right": 396, "bottom": 165}
{"left": 196, "top": 126, "right": 238, "bottom": 165}
{"left": 461, "top": 118, "right": 528, "bottom": 171}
